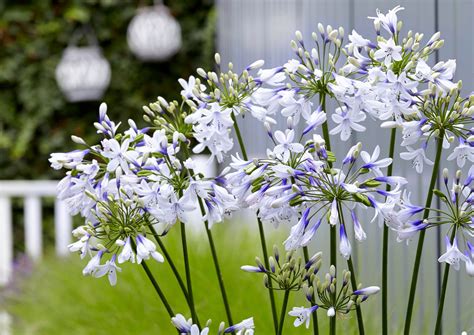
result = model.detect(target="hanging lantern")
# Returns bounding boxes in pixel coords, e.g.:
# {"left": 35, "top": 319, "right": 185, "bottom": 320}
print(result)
{"left": 127, "top": 3, "right": 182, "bottom": 61}
{"left": 55, "top": 27, "right": 111, "bottom": 103}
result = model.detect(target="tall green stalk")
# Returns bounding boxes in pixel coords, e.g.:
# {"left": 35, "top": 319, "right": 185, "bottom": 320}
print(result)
{"left": 231, "top": 112, "right": 279, "bottom": 333}
{"left": 303, "top": 246, "right": 319, "bottom": 335}
{"left": 337, "top": 203, "right": 365, "bottom": 335}
{"left": 181, "top": 145, "right": 234, "bottom": 327}
{"left": 382, "top": 127, "right": 397, "bottom": 335}
{"left": 329, "top": 314, "right": 336, "bottom": 335}
{"left": 434, "top": 228, "right": 457, "bottom": 335}
{"left": 149, "top": 225, "right": 189, "bottom": 304}
{"left": 180, "top": 221, "right": 200, "bottom": 327}
{"left": 132, "top": 237, "right": 175, "bottom": 317}
{"left": 403, "top": 130, "right": 445, "bottom": 335}
{"left": 197, "top": 197, "right": 235, "bottom": 327}
{"left": 278, "top": 290, "right": 290, "bottom": 335}
{"left": 140, "top": 259, "right": 175, "bottom": 318}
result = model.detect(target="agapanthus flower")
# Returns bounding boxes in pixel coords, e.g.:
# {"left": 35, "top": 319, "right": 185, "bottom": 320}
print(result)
{"left": 226, "top": 117, "right": 406, "bottom": 258}
{"left": 298, "top": 265, "right": 380, "bottom": 320}
{"left": 51, "top": 103, "right": 238, "bottom": 284}
{"left": 288, "top": 305, "right": 318, "bottom": 328}
{"left": 426, "top": 168, "right": 474, "bottom": 275}
{"left": 330, "top": 6, "right": 474, "bottom": 173}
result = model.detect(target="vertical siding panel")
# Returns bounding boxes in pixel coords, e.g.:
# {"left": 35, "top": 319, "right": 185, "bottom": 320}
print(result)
{"left": 216, "top": 0, "right": 471, "bottom": 332}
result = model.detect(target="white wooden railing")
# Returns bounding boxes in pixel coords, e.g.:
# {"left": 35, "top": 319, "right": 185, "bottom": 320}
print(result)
{"left": 0, "top": 180, "right": 72, "bottom": 286}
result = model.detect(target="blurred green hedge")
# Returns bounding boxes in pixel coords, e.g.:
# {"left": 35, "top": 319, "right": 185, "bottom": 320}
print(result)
{"left": 0, "top": 0, "right": 215, "bottom": 180}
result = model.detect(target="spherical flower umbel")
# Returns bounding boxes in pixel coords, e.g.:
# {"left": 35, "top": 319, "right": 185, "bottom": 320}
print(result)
{"left": 227, "top": 128, "right": 407, "bottom": 258}
{"left": 51, "top": 103, "right": 238, "bottom": 285}
{"left": 428, "top": 168, "right": 474, "bottom": 275}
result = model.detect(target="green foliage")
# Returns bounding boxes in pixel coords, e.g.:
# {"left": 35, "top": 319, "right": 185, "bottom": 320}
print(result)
{"left": 0, "top": 0, "right": 215, "bottom": 179}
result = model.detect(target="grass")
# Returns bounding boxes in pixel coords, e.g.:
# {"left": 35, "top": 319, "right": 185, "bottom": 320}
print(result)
{"left": 5, "top": 222, "right": 379, "bottom": 335}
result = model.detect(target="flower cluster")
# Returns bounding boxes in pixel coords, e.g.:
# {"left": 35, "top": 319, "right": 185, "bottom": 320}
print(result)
{"left": 328, "top": 6, "right": 473, "bottom": 173}
{"left": 172, "top": 314, "right": 254, "bottom": 335}
{"left": 430, "top": 168, "right": 474, "bottom": 275}
{"left": 50, "top": 103, "right": 237, "bottom": 284}
{"left": 181, "top": 55, "right": 278, "bottom": 163}
{"left": 242, "top": 249, "right": 379, "bottom": 330}
{"left": 241, "top": 247, "right": 322, "bottom": 291}
{"left": 226, "top": 132, "right": 409, "bottom": 257}
{"left": 292, "top": 265, "right": 379, "bottom": 324}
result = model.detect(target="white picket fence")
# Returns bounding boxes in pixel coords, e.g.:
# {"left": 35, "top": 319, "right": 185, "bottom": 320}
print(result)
{"left": 0, "top": 156, "right": 215, "bottom": 288}
{"left": 0, "top": 180, "right": 72, "bottom": 286}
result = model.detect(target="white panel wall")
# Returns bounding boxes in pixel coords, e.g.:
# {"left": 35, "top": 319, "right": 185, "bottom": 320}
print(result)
{"left": 217, "top": 0, "right": 473, "bottom": 333}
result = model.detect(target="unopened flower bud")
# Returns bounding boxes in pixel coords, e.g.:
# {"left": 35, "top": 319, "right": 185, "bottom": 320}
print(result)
{"left": 318, "top": 23, "right": 324, "bottom": 34}
{"left": 328, "top": 30, "right": 339, "bottom": 41}
{"left": 338, "top": 27, "right": 344, "bottom": 37}
{"left": 219, "top": 322, "right": 225, "bottom": 333}
{"left": 346, "top": 300, "right": 354, "bottom": 311}
{"left": 327, "top": 307, "right": 335, "bottom": 317}
{"left": 269, "top": 256, "right": 276, "bottom": 273}
{"left": 397, "top": 21, "right": 403, "bottom": 31}
{"left": 353, "top": 286, "right": 380, "bottom": 296}
{"left": 348, "top": 57, "right": 361, "bottom": 67}
{"left": 273, "top": 245, "right": 280, "bottom": 262}
{"left": 214, "top": 53, "right": 221, "bottom": 65}
{"left": 71, "top": 135, "right": 86, "bottom": 145}
{"left": 196, "top": 68, "right": 207, "bottom": 78}
{"left": 295, "top": 30, "right": 303, "bottom": 42}
{"left": 421, "top": 124, "right": 431, "bottom": 133}
{"left": 263, "top": 274, "right": 269, "bottom": 288}
{"left": 374, "top": 20, "right": 380, "bottom": 33}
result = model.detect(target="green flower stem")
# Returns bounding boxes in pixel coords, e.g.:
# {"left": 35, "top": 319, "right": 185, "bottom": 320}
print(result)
{"left": 140, "top": 260, "right": 175, "bottom": 317}
{"left": 131, "top": 238, "right": 175, "bottom": 318}
{"left": 383, "top": 127, "right": 397, "bottom": 335}
{"left": 434, "top": 228, "right": 457, "bottom": 335}
{"left": 149, "top": 225, "right": 189, "bottom": 302}
{"left": 337, "top": 202, "right": 365, "bottom": 335}
{"left": 403, "top": 129, "right": 445, "bottom": 335}
{"left": 320, "top": 93, "right": 331, "bottom": 153}
{"left": 347, "top": 257, "right": 365, "bottom": 334}
{"left": 329, "top": 314, "right": 335, "bottom": 335}
{"left": 181, "top": 145, "right": 234, "bottom": 328}
{"left": 303, "top": 246, "right": 319, "bottom": 335}
{"left": 231, "top": 112, "right": 279, "bottom": 333}
{"left": 180, "top": 221, "right": 200, "bottom": 327}
{"left": 197, "top": 196, "right": 235, "bottom": 328}
{"left": 230, "top": 112, "right": 248, "bottom": 159}
{"left": 278, "top": 290, "right": 291, "bottom": 335}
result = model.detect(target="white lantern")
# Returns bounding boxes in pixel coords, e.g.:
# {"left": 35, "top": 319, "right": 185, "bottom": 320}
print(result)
{"left": 127, "top": 4, "right": 182, "bottom": 61}
{"left": 55, "top": 29, "right": 111, "bottom": 103}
